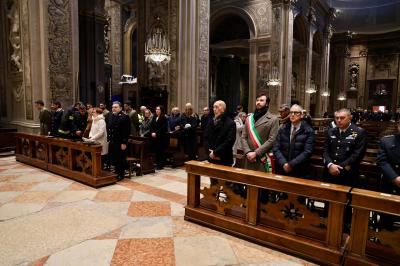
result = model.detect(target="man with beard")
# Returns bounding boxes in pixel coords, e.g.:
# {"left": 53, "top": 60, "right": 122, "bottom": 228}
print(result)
{"left": 241, "top": 92, "right": 279, "bottom": 172}
{"left": 107, "top": 101, "right": 131, "bottom": 180}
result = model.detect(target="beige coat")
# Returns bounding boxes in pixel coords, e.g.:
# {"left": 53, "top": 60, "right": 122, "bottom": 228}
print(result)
{"left": 241, "top": 111, "right": 279, "bottom": 171}
{"left": 233, "top": 116, "right": 244, "bottom": 155}
{"left": 88, "top": 114, "right": 108, "bottom": 155}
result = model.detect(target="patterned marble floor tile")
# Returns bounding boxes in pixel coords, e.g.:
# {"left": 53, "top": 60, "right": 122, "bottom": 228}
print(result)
{"left": 157, "top": 181, "right": 187, "bottom": 196}
{"left": 120, "top": 217, "right": 173, "bottom": 239}
{"left": 67, "top": 182, "right": 95, "bottom": 191}
{"left": 0, "top": 191, "right": 23, "bottom": 204}
{"left": 45, "top": 240, "right": 117, "bottom": 266}
{"left": 0, "top": 200, "right": 129, "bottom": 266}
{"left": 171, "top": 216, "right": 219, "bottom": 237}
{"left": 94, "top": 202, "right": 131, "bottom": 217}
{"left": 133, "top": 175, "right": 174, "bottom": 187}
{"left": 29, "top": 181, "right": 72, "bottom": 192}
{"left": 0, "top": 203, "right": 46, "bottom": 221}
{"left": 49, "top": 190, "right": 97, "bottom": 203}
{"left": 131, "top": 190, "right": 165, "bottom": 202}
{"left": 174, "top": 236, "right": 238, "bottom": 266}
{"left": 0, "top": 175, "right": 19, "bottom": 183}
{"left": 128, "top": 201, "right": 171, "bottom": 217}
{"left": 94, "top": 227, "right": 123, "bottom": 240}
{"left": 170, "top": 202, "right": 185, "bottom": 217}
{"left": 94, "top": 190, "right": 132, "bottom": 202}
{"left": 11, "top": 173, "right": 52, "bottom": 183}
{"left": 12, "top": 191, "right": 59, "bottom": 203}
{"left": 110, "top": 238, "right": 175, "bottom": 266}
{"left": 0, "top": 182, "right": 37, "bottom": 191}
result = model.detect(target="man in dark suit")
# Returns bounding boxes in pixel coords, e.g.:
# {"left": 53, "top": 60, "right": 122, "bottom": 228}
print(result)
{"left": 273, "top": 104, "right": 315, "bottom": 178}
{"left": 35, "top": 100, "right": 52, "bottom": 136}
{"left": 107, "top": 101, "right": 131, "bottom": 180}
{"left": 377, "top": 121, "right": 400, "bottom": 195}
{"left": 323, "top": 108, "right": 367, "bottom": 187}
{"left": 205, "top": 100, "right": 236, "bottom": 166}
{"left": 150, "top": 105, "right": 168, "bottom": 170}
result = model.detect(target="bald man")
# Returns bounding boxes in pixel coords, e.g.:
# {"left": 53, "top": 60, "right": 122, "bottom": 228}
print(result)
{"left": 205, "top": 100, "right": 236, "bottom": 166}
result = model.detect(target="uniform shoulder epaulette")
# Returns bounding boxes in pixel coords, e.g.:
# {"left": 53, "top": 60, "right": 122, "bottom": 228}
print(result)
{"left": 382, "top": 135, "right": 394, "bottom": 138}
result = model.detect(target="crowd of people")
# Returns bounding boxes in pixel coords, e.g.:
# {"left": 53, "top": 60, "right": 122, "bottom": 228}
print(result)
{"left": 34, "top": 96, "right": 400, "bottom": 194}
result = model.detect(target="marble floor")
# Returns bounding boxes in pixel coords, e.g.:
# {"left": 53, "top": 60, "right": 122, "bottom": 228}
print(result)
{"left": 0, "top": 156, "right": 315, "bottom": 266}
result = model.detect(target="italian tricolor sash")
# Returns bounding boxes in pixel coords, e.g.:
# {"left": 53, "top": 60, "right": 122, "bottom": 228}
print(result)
{"left": 246, "top": 114, "right": 274, "bottom": 172}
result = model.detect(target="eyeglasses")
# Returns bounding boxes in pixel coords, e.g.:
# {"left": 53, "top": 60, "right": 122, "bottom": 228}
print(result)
{"left": 289, "top": 111, "right": 302, "bottom": 116}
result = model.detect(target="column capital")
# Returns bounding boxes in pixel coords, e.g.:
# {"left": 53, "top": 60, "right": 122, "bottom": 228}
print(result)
{"left": 324, "top": 24, "right": 334, "bottom": 41}
{"left": 271, "top": 0, "right": 298, "bottom": 7}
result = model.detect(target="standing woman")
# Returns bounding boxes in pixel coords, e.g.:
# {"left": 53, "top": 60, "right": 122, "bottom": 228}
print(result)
{"left": 150, "top": 105, "right": 168, "bottom": 170}
{"left": 83, "top": 108, "right": 108, "bottom": 164}
{"left": 181, "top": 103, "right": 198, "bottom": 160}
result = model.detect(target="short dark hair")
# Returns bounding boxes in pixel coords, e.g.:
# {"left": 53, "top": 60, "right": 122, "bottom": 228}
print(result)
{"left": 35, "top": 100, "right": 44, "bottom": 106}
{"left": 124, "top": 102, "right": 132, "bottom": 107}
{"left": 256, "top": 91, "right": 267, "bottom": 99}
{"left": 112, "top": 101, "right": 122, "bottom": 107}
{"left": 53, "top": 101, "right": 61, "bottom": 108}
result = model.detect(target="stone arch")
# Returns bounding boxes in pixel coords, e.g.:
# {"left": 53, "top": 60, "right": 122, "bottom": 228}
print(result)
{"left": 123, "top": 17, "right": 137, "bottom": 75}
{"left": 210, "top": 6, "right": 257, "bottom": 39}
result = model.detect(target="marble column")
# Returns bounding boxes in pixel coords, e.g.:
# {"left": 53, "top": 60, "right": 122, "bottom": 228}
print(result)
{"left": 303, "top": 7, "right": 317, "bottom": 112}
{"left": 270, "top": 0, "right": 296, "bottom": 113}
{"left": 177, "top": 0, "right": 209, "bottom": 112}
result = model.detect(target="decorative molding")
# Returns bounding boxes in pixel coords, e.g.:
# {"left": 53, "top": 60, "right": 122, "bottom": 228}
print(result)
{"left": 104, "top": 13, "right": 111, "bottom": 65}
{"left": 198, "top": 0, "right": 209, "bottom": 109}
{"left": 21, "top": 0, "right": 33, "bottom": 120}
{"left": 359, "top": 48, "right": 368, "bottom": 57}
{"left": 7, "top": 0, "right": 22, "bottom": 73}
{"left": 48, "top": 0, "right": 73, "bottom": 104}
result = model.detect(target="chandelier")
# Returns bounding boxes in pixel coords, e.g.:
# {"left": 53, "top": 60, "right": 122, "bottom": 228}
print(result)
{"left": 266, "top": 65, "right": 281, "bottom": 87}
{"left": 337, "top": 93, "right": 347, "bottom": 101}
{"left": 321, "top": 90, "right": 330, "bottom": 97}
{"left": 145, "top": 17, "right": 171, "bottom": 64}
{"left": 305, "top": 79, "right": 317, "bottom": 94}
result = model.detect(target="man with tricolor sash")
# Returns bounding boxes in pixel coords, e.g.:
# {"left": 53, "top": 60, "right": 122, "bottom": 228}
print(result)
{"left": 241, "top": 92, "right": 279, "bottom": 172}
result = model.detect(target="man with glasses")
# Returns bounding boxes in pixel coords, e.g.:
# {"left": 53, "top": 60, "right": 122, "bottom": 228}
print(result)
{"left": 273, "top": 104, "right": 314, "bottom": 178}
{"left": 323, "top": 108, "right": 367, "bottom": 187}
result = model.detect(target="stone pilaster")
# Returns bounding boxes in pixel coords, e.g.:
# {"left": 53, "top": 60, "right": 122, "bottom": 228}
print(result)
{"left": 316, "top": 24, "right": 332, "bottom": 116}
{"left": 270, "top": 0, "right": 296, "bottom": 113}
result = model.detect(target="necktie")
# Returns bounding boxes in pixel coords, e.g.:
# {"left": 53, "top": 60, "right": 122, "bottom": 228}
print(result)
{"left": 291, "top": 127, "right": 297, "bottom": 143}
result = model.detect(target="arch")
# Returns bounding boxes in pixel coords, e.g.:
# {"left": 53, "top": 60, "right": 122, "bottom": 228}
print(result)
{"left": 210, "top": 6, "right": 257, "bottom": 39}
{"left": 123, "top": 17, "right": 137, "bottom": 75}
{"left": 312, "top": 31, "right": 323, "bottom": 54}
{"left": 293, "top": 15, "right": 307, "bottom": 45}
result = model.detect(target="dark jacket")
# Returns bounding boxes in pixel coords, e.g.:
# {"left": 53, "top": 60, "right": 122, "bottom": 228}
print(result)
{"left": 273, "top": 121, "right": 315, "bottom": 178}
{"left": 150, "top": 115, "right": 168, "bottom": 140}
{"left": 377, "top": 134, "right": 400, "bottom": 194}
{"left": 73, "top": 112, "right": 88, "bottom": 134}
{"left": 168, "top": 114, "right": 182, "bottom": 132}
{"left": 205, "top": 113, "right": 236, "bottom": 166}
{"left": 51, "top": 109, "right": 64, "bottom": 136}
{"left": 200, "top": 114, "right": 212, "bottom": 131}
{"left": 39, "top": 108, "right": 52, "bottom": 135}
{"left": 107, "top": 111, "right": 131, "bottom": 145}
{"left": 58, "top": 107, "right": 76, "bottom": 137}
{"left": 323, "top": 123, "right": 367, "bottom": 186}
{"left": 181, "top": 114, "right": 199, "bottom": 159}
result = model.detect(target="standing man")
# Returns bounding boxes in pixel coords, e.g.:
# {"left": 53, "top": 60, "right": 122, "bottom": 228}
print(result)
{"left": 205, "top": 100, "right": 236, "bottom": 166}
{"left": 34, "top": 100, "right": 52, "bottom": 136}
{"left": 200, "top": 106, "right": 212, "bottom": 131}
{"left": 241, "top": 92, "right": 279, "bottom": 172}
{"left": 99, "top": 103, "right": 110, "bottom": 125}
{"left": 107, "top": 101, "right": 131, "bottom": 180}
{"left": 278, "top": 104, "right": 290, "bottom": 127}
{"left": 50, "top": 101, "right": 63, "bottom": 136}
{"left": 323, "top": 108, "right": 367, "bottom": 187}
{"left": 377, "top": 120, "right": 400, "bottom": 194}
{"left": 273, "top": 104, "right": 315, "bottom": 178}
{"left": 124, "top": 102, "right": 140, "bottom": 136}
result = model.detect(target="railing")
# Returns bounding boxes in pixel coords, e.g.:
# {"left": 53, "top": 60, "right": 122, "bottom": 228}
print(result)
{"left": 346, "top": 189, "right": 400, "bottom": 265}
{"left": 185, "top": 161, "right": 351, "bottom": 265}
{"left": 15, "top": 133, "right": 117, "bottom": 187}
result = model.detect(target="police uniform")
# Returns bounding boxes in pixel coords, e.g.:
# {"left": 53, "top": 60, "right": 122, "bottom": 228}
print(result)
{"left": 377, "top": 134, "right": 400, "bottom": 194}
{"left": 323, "top": 123, "right": 367, "bottom": 187}
{"left": 107, "top": 111, "right": 131, "bottom": 180}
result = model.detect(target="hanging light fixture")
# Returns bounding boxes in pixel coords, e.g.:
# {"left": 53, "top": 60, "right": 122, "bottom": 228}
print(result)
{"left": 266, "top": 65, "right": 281, "bottom": 87}
{"left": 306, "top": 79, "right": 317, "bottom": 94}
{"left": 321, "top": 90, "right": 330, "bottom": 97}
{"left": 337, "top": 93, "right": 347, "bottom": 101}
{"left": 145, "top": 16, "right": 171, "bottom": 64}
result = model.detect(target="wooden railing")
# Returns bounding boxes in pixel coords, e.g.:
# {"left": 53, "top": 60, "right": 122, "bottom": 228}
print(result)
{"left": 185, "top": 161, "right": 351, "bottom": 265}
{"left": 346, "top": 189, "right": 400, "bottom": 265}
{"left": 15, "top": 133, "right": 117, "bottom": 187}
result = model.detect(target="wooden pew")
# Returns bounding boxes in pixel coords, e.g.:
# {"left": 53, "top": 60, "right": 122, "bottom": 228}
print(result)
{"left": 196, "top": 128, "right": 208, "bottom": 161}
{"left": 0, "top": 128, "right": 17, "bottom": 153}
{"left": 129, "top": 136, "right": 155, "bottom": 175}
{"left": 346, "top": 189, "right": 400, "bottom": 265}
{"left": 165, "top": 132, "right": 186, "bottom": 167}
{"left": 185, "top": 161, "right": 351, "bottom": 265}
{"left": 15, "top": 133, "right": 117, "bottom": 187}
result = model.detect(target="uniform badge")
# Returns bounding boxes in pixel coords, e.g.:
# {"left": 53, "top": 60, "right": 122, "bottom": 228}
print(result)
{"left": 345, "top": 165, "right": 351, "bottom": 171}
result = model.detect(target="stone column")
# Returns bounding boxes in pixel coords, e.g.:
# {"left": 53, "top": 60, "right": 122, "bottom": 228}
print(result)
{"left": 303, "top": 7, "right": 317, "bottom": 112}
{"left": 177, "top": 0, "right": 209, "bottom": 112}
{"left": 316, "top": 24, "right": 332, "bottom": 116}
{"left": 270, "top": 0, "right": 296, "bottom": 113}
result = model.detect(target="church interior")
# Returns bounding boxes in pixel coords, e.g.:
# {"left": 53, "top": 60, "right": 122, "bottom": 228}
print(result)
{"left": 0, "top": 0, "right": 399, "bottom": 265}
